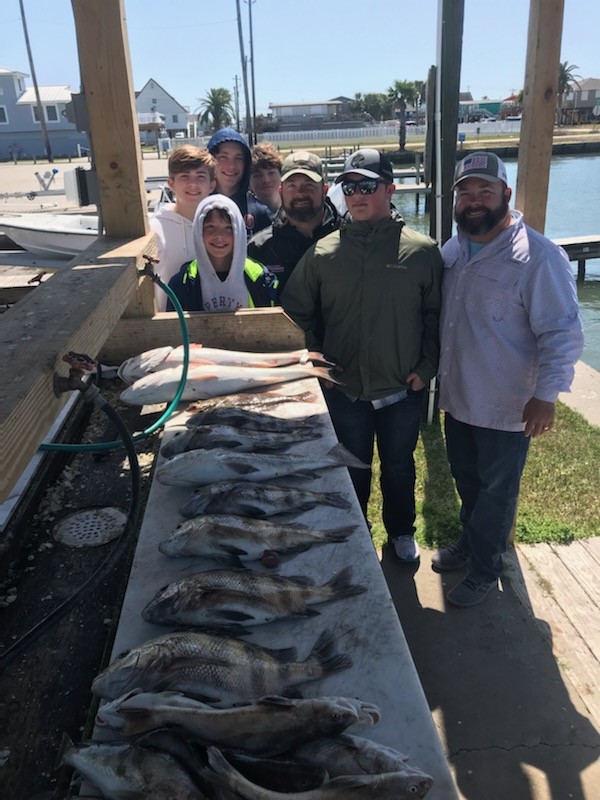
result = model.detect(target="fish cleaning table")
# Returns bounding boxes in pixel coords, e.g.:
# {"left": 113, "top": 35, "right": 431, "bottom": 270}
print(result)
{"left": 90, "top": 378, "right": 458, "bottom": 799}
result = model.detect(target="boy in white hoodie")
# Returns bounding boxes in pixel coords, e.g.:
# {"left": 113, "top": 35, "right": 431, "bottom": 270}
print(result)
{"left": 167, "top": 194, "right": 278, "bottom": 312}
{"left": 150, "top": 146, "right": 216, "bottom": 310}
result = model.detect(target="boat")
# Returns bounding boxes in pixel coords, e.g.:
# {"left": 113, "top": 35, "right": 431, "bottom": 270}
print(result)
{"left": 0, "top": 213, "right": 99, "bottom": 258}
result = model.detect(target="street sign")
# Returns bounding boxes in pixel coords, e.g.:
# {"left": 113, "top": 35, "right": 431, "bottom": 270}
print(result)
{"left": 593, "top": 105, "right": 600, "bottom": 117}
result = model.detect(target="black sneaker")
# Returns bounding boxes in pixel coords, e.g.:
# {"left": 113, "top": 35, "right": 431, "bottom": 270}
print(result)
{"left": 446, "top": 575, "right": 497, "bottom": 607}
{"left": 431, "top": 541, "right": 469, "bottom": 573}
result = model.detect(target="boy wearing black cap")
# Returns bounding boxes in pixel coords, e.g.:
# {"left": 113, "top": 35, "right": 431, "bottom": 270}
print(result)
{"left": 282, "top": 147, "right": 443, "bottom": 563}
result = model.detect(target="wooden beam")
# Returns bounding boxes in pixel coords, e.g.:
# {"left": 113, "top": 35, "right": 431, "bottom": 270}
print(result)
{"left": 71, "top": 0, "right": 148, "bottom": 239}
{"left": 100, "top": 308, "right": 307, "bottom": 364}
{"left": 0, "top": 234, "right": 155, "bottom": 503}
{"left": 515, "top": 0, "right": 565, "bottom": 232}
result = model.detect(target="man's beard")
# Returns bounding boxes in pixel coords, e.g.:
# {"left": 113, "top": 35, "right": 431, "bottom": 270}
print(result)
{"left": 285, "top": 199, "right": 321, "bottom": 224}
{"left": 455, "top": 197, "right": 509, "bottom": 235}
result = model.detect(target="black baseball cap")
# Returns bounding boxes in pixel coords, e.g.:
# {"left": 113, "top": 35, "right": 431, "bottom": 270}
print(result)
{"left": 335, "top": 148, "right": 394, "bottom": 183}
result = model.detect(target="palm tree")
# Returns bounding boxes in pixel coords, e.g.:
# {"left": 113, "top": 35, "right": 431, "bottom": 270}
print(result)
{"left": 199, "top": 88, "right": 234, "bottom": 132}
{"left": 388, "top": 80, "right": 417, "bottom": 149}
{"left": 557, "top": 61, "right": 582, "bottom": 125}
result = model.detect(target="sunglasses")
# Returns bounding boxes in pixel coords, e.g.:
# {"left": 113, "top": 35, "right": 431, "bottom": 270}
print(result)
{"left": 341, "top": 178, "right": 387, "bottom": 196}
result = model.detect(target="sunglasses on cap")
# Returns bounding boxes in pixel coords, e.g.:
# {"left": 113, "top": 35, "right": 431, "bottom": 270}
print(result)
{"left": 341, "top": 178, "right": 387, "bottom": 196}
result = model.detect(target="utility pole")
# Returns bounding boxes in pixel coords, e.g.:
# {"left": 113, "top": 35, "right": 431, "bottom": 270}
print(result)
{"left": 233, "top": 75, "right": 241, "bottom": 131}
{"left": 247, "top": 0, "right": 258, "bottom": 145}
{"left": 235, "top": 0, "right": 252, "bottom": 143}
{"left": 19, "top": 0, "right": 53, "bottom": 162}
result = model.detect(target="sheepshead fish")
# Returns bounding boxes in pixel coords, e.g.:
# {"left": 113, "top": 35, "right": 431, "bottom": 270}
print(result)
{"left": 180, "top": 483, "right": 352, "bottom": 519}
{"left": 186, "top": 407, "right": 322, "bottom": 432}
{"left": 142, "top": 566, "right": 367, "bottom": 628}
{"left": 97, "top": 692, "right": 377, "bottom": 756}
{"left": 120, "top": 363, "right": 339, "bottom": 405}
{"left": 156, "top": 443, "right": 368, "bottom": 487}
{"left": 161, "top": 424, "right": 320, "bottom": 458}
{"left": 59, "top": 736, "right": 207, "bottom": 799}
{"left": 290, "top": 734, "right": 428, "bottom": 778}
{"left": 206, "top": 746, "right": 433, "bottom": 798}
{"left": 118, "top": 346, "right": 334, "bottom": 384}
{"left": 91, "top": 629, "right": 352, "bottom": 706}
{"left": 187, "top": 389, "right": 317, "bottom": 413}
{"left": 160, "top": 515, "right": 355, "bottom": 564}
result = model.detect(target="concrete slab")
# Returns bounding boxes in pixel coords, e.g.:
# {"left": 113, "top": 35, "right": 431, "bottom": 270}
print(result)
{"left": 560, "top": 361, "right": 600, "bottom": 427}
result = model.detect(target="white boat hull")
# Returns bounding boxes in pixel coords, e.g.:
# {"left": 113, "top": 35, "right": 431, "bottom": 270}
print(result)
{"left": 0, "top": 214, "right": 99, "bottom": 257}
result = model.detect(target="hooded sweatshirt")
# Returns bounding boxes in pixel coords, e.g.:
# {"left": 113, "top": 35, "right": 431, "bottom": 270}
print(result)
{"left": 207, "top": 128, "right": 274, "bottom": 238}
{"left": 167, "top": 194, "right": 278, "bottom": 312}
{"left": 149, "top": 203, "right": 195, "bottom": 311}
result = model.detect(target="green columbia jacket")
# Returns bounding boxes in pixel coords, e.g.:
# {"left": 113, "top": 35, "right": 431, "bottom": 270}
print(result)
{"left": 166, "top": 257, "right": 278, "bottom": 312}
{"left": 281, "top": 212, "right": 443, "bottom": 401}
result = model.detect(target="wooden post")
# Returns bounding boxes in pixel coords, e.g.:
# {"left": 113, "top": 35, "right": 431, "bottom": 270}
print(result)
{"left": 71, "top": 0, "right": 148, "bottom": 239}
{"left": 515, "top": 0, "right": 565, "bottom": 233}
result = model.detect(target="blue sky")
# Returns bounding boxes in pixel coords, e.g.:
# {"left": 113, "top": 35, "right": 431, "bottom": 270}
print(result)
{"left": 3, "top": 0, "right": 598, "bottom": 116}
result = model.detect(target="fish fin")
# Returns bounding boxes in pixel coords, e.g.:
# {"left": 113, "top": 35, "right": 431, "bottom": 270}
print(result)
{"left": 325, "top": 566, "right": 368, "bottom": 599}
{"left": 212, "top": 539, "right": 248, "bottom": 556}
{"left": 294, "top": 469, "right": 321, "bottom": 479}
{"left": 55, "top": 732, "right": 75, "bottom": 770}
{"left": 227, "top": 503, "right": 266, "bottom": 518}
{"left": 262, "top": 645, "right": 298, "bottom": 662}
{"left": 302, "top": 608, "right": 321, "bottom": 618}
{"left": 255, "top": 695, "right": 296, "bottom": 707}
{"left": 213, "top": 609, "right": 255, "bottom": 622}
{"left": 213, "top": 552, "right": 247, "bottom": 568}
{"left": 324, "top": 492, "right": 351, "bottom": 510}
{"left": 228, "top": 461, "right": 260, "bottom": 475}
{"left": 277, "top": 543, "right": 312, "bottom": 555}
{"left": 327, "top": 443, "right": 370, "bottom": 469}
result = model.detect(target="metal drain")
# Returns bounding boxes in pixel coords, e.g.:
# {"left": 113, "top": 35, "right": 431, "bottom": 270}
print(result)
{"left": 52, "top": 506, "right": 128, "bottom": 548}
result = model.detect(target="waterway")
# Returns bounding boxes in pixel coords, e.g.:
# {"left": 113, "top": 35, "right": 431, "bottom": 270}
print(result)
{"left": 394, "top": 152, "right": 600, "bottom": 371}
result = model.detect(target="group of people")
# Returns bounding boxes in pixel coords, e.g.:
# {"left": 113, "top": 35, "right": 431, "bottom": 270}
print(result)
{"left": 149, "top": 132, "right": 584, "bottom": 608}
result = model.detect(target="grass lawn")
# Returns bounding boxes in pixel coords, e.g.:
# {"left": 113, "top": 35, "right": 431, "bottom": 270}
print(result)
{"left": 367, "top": 401, "right": 600, "bottom": 552}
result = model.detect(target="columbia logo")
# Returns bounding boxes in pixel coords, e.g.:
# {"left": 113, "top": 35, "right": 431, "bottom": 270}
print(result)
{"left": 386, "top": 262, "right": 407, "bottom": 269}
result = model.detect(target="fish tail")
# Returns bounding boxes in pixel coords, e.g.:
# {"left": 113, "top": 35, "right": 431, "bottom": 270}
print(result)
{"left": 306, "top": 351, "right": 336, "bottom": 367}
{"left": 325, "top": 566, "right": 368, "bottom": 599}
{"left": 207, "top": 746, "right": 245, "bottom": 790}
{"left": 308, "top": 629, "right": 353, "bottom": 675}
{"left": 327, "top": 443, "right": 370, "bottom": 469}
{"left": 308, "top": 365, "right": 343, "bottom": 384}
{"left": 55, "top": 732, "right": 75, "bottom": 771}
{"left": 324, "top": 525, "right": 357, "bottom": 541}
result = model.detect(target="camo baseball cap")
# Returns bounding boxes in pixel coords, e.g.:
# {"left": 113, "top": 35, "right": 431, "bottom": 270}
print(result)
{"left": 335, "top": 148, "right": 394, "bottom": 183}
{"left": 452, "top": 151, "right": 508, "bottom": 189}
{"left": 281, "top": 151, "right": 323, "bottom": 182}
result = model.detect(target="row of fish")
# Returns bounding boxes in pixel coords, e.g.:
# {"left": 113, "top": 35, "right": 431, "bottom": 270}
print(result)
{"left": 63, "top": 349, "right": 433, "bottom": 798}
{"left": 118, "top": 344, "right": 335, "bottom": 384}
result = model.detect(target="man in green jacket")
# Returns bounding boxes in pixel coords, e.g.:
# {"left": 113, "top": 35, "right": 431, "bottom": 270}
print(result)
{"left": 282, "top": 148, "right": 442, "bottom": 562}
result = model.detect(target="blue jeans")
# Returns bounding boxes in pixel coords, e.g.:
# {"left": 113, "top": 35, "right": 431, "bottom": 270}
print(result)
{"left": 444, "top": 413, "right": 530, "bottom": 581}
{"left": 324, "top": 387, "right": 425, "bottom": 538}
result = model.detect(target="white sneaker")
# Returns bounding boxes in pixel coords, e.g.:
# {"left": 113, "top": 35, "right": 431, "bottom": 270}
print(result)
{"left": 392, "top": 535, "right": 420, "bottom": 562}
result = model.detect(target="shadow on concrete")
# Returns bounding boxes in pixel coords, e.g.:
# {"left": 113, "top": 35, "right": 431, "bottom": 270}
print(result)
{"left": 380, "top": 420, "right": 600, "bottom": 800}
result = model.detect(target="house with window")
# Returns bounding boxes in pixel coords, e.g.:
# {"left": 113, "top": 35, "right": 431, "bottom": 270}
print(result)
{"left": 563, "top": 77, "right": 600, "bottom": 124}
{"left": 135, "top": 78, "right": 188, "bottom": 143}
{"left": 0, "top": 67, "right": 89, "bottom": 159}
{"left": 267, "top": 97, "right": 358, "bottom": 131}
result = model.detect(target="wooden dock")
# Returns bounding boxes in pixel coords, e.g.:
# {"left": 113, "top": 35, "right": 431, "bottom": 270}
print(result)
{"left": 554, "top": 235, "right": 600, "bottom": 281}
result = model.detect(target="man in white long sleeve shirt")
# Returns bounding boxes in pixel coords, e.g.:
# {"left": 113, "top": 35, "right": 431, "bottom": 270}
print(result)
{"left": 435, "top": 152, "right": 584, "bottom": 607}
